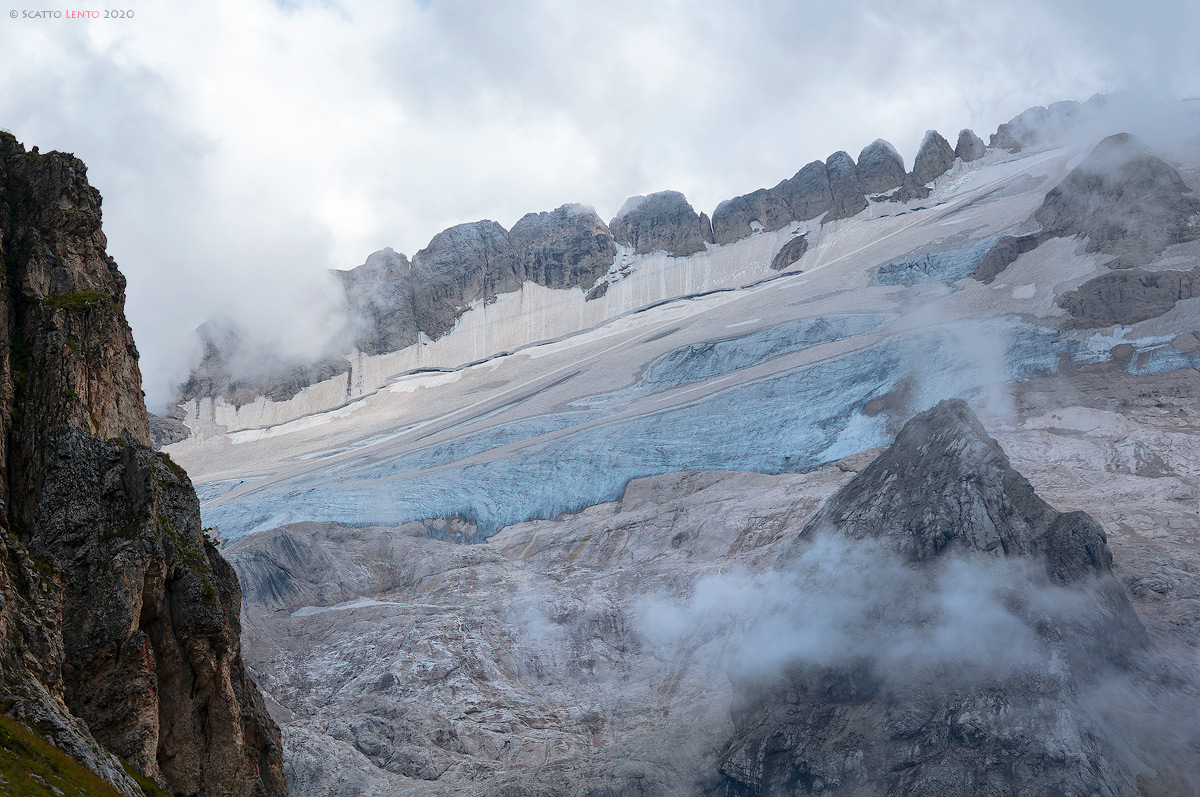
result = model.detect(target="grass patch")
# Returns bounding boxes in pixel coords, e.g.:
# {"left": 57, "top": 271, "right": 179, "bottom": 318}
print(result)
{"left": 0, "top": 713, "right": 128, "bottom": 796}
{"left": 44, "top": 290, "right": 108, "bottom": 313}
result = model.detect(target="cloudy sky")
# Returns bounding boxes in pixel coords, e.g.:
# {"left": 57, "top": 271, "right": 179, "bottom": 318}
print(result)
{"left": 1, "top": 0, "right": 1197, "bottom": 409}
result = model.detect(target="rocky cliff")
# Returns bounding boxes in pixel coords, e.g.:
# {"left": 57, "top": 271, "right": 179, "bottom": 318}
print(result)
{"left": 0, "top": 133, "right": 285, "bottom": 795}
{"left": 713, "top": 400, "right": 1184, "bottom": 796}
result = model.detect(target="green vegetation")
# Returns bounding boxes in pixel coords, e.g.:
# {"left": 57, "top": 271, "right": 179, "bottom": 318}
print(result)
{"left": 0, "top": 713, "right": 127, "bottom": 796}
{"left": 44, "top": 290, "right": 108, "bottom": 313}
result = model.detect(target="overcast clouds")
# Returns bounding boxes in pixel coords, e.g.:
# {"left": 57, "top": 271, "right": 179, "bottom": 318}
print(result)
{"left": 1, "top": 0, "right": 1197, "bottom": 409}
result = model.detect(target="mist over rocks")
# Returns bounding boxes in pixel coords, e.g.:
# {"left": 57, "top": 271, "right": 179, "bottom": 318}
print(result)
{"left": 1033, "top": 132, "right": 1200, "bottom": 266}
{"left": 714, "top": 399, "right": 1179, "bottom": 797}
{"left": 609, "top": 190, "right": 709, "bottom": 257}
{"left": 976, "top": 131, "right": 1200, "bottom": 289}
{"left": 172, "top": 95, "right": 1180, "bottom": 410}
{"left": 955, "top": 128, "right": 986, "bottom": 162}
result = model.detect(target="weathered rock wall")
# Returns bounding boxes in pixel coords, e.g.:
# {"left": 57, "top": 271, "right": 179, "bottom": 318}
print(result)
{"left": 0, "top": 132, "right": 286, "bottom": 796}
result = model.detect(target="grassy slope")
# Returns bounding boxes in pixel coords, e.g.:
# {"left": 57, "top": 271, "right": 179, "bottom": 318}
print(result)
{"left": 0, "top": 714, "right": 169, "bottom": 797}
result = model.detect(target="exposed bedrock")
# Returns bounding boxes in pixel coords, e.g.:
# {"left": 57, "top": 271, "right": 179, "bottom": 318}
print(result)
{"left": 0, "top": 132, "right": 286, "bottom": 795}
{"left": 1059, "top": 267, "right": 1200, "bottom": 327}
{"left": 711, "top": 161, "right": 833, "bottom": 245}
{"left": 769, "top": 234, "right": 808, "bottom": 271}
{"left": 911, "top": 129, "right": 956, "bottom": 186}
{"left": 955, "top": 128, "right": 987, "bottom": 162}
{"left": 972, "top": 233, "right": 1040, "bottom": 284}
{"left": 824, "top": 151, "right": 869, "bottom": 221}
{"left": 609, "top": 190, "right": 708, "bottom": 257}
{"left": 714, "top": 399, "right": 1181, "bottom": 797}
{"left": 976, "top": 133, "right": 1200, "bottom": 286}
{"left": 855, "top": 139, "right": 906, "bottom": 195}
{"left": 990, "top": 98, "right": 1097, "bottom": 152}
{"left": 1034, "top": 133, "right": 1200, "bottom": 267}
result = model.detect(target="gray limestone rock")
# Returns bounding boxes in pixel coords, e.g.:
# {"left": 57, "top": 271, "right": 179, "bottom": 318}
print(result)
{"left": 411, "top": 220, "right": 523, "bottom": 339}
{"left": 769, "top": 234, "right": 808, "bottom": 271}
{"left": 1033, "top": 133, "right": 1200, "bottom": 267}
{"left": 1058, "top": 267, "right": 1200, "bottom": 327}
{"left": 855, "top": 139, "right": 906, "bottom": 195}
{"left": 715, "top": 400, "right": 1166, "bottom": 797}
{"left": 0, "top": 132, "right": 286, "bottom": 796}
{"left": 336, "top": 248, "right": 418, "bottom": 355}
{"left": 509, "top": 203, "right": 616, "bottom": 291}
{"left": 710, "top": 188, "right": 794, "bottom": 245}
{"left": 823, "top": 151, "right": 868, "bottom": 221}
{"left": 955, "top": 128, "right": 986, "bottom": 162}
{"left": 610, "top": 191, "right": 708, "bottom": 256}
{"left": 777, "top": 160, "right": 834, "bottom": 222}
{"left": 973, "top": 234, "right": 1040, "bottom": 283}
{"left": 911, "top": 129, "right": 956, "bottom": 185}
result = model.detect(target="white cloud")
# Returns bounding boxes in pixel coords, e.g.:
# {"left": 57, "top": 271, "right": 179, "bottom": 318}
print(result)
{"left": 1, "top": 0, "right": 1196, "bottom": 409}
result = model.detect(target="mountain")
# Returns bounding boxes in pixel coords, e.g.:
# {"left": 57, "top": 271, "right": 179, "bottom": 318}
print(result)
{"left": 152, "top": 95, "right": 1200, "bottom": 794}
{"left": 0, "top": 134, "right": 286, "bottom": 795}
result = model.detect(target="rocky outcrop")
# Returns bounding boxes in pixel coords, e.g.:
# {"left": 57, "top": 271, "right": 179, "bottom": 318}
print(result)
{"left": 990, "top": 98, "right": 1096, "bottom": 152}
{"left": 855, "top": 139, "right": 906, "bottom": 195}
{"left": 148, "top": 407, "right": 190, "bottom": 449}
{"left": 973, "top": 233, "right": 1039, "bottom": 283}
{"left": 715, "top": 399, "right": 1163, "bottom": 797}
{"left": 0, "top": 133, "right": 285, "bottom": 795}
{"left": 710, "top": 161, "right": 834, "bottom": 245}
{"left": 336, "top": 247, "right": 418, "bottom": 356}
{"left": 179, "top": 318, "right": 350, "bottom": 406}
{"left": 824, "top": 151, "right": 868, "bottom": 221}
{"left": 510, "top": 204, "right": 616, "bottom": 290}
{"left": 954, "top": 128, "right": 986, "bottom": 162}
{"left": 609, "top": 191, "right": 708, "bottom": 257}
{"left": 1058, "top": 267, "right": 1200, "bottom": 327}
{"left": 710, "top": 189, "right": 794, "bottom": 245}
{"left": 976, "top": 133, "right": 1200, "bottom": 286}
{"left": 410, "top": 220, "right": 523, "bottom": 339}
{"left": 769, "top": 234, "right": 808, "bottom": 271}
{"left": 1034, "top": 133, "right": 1200, "bottom": 267}
{"left": 911, "top": 129, "right": 956, "bottom": 185}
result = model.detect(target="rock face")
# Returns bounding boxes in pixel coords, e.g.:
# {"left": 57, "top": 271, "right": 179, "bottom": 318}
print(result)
{"left": 911, "top": 129, "right": 956, "bottom": 185}
{"left": 609, "top": 190, "right": 708, "bottom": 257}
{"left": 710, "top": 161, "right": 835, "bottom": 245}
{"left": 0, "top": 133, "right": 285, "bottom": 795}
{"left": 990, "top": 98, "right": 1093, "bottom": 152}
{"left": 336, "top": 247, "right": 418, "bottom": 356}
{"left": 769, "top": 234, "right": 808, "bottom": 271}
{"left": 1034, "top": 133, "right": 1200, "bottom": 267}
{"left": 1059, "top": 267, "right": 1200, "bottom": 327}
{"left": 179, "top": 318, "right": 350, "bottom": 406}
{"left": 973, "top": 233, "right": 1039, "bottom": 283}
{"left": 714, "top": 399, "right": 1164, "bottom": 797}
{"left": 855, "top": 139, "right": 906, "bottom": 195}
{"left": 954, "top": 128, "right": 986, "bottom": 162}
{"left": 509, "top": 203, "right": 616, "bottom": 291}
{"left": 823, "top": 151, "right": 868, "bottom": 221}
{"left": 410, "top": 220, "right": 523, "bottom": 339}
{"left": 976, "top": 133, "right": 1200, "bottom": 286}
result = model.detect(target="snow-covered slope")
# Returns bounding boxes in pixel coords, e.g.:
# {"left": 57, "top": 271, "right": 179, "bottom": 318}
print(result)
{"left": 166, "top": 125, "right": 1200, "bottom": 545}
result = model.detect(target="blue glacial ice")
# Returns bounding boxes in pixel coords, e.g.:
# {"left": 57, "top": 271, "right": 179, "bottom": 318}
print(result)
{"left": 873, "top": 234, "right": 1004, "bottom": 286}
{"left": 203, "top": 317, "right": 1068, "bottom": 543}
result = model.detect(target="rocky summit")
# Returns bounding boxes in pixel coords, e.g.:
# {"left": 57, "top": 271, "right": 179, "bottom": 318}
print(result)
{"left": 0, "top": 133, "right": 285, "bottom": 796}
{"left": 717, "top": 400, "right": 1164, "bottom": 796}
